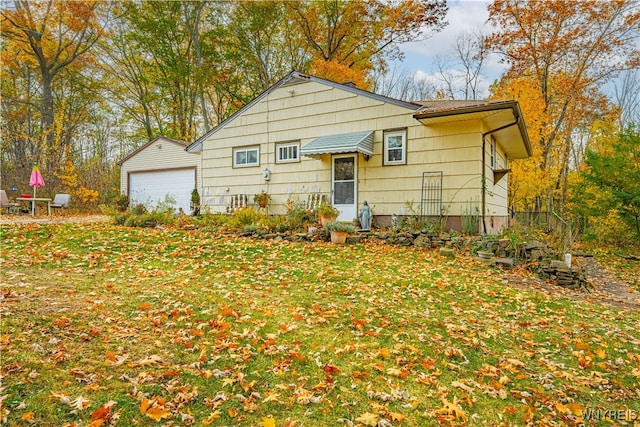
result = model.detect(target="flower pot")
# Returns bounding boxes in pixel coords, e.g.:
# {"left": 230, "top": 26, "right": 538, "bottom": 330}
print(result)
{"left": 319, "top": 214, "right": 337, "bottom": 227}
{"left": 330, "top": 230, "right": 348, "bottom": 244}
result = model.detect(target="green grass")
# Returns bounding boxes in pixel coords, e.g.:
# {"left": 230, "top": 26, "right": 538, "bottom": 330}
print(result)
{"left": 1, "top": 222, "right": 639, "bottom": 426}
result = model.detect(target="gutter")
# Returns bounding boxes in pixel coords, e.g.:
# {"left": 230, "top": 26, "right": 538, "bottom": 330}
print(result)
{"left": 480, "top": 109, "right": 520, "bottom": 234}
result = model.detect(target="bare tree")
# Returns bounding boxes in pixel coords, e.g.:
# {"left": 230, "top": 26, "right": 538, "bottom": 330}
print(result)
{"left": 371, "top": 63, "right": 437, "bottom": 101}
{"left": 434, "top": 30, "right": 487, "bottom": 100}
{"left": 615, "top": 70, "right": 640, "bottom": 128}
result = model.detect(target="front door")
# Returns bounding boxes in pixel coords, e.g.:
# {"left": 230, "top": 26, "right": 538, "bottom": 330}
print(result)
{"left": 332, "top": 154, "right": 357, "bottom": 221}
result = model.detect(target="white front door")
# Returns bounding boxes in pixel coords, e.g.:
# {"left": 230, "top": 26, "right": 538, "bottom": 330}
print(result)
{"left": 332, "top": 154, "right": 357, "bottom": 221}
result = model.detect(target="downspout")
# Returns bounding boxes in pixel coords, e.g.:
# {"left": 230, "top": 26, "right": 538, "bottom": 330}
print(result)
{"left": 480, "top": 110, "right": 520, "bottom": 234}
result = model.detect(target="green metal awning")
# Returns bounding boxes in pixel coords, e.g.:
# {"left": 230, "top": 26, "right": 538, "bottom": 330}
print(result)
{"left": 300, "top": 131, "right": 374, "bottom": 157}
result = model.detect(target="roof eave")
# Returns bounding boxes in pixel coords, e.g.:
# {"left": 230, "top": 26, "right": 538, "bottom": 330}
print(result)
{"left": 413, "top": 100, "right": 519, "bottom": 120}
{"left": 414, "top": 100, "right": 533, "bottom": 159}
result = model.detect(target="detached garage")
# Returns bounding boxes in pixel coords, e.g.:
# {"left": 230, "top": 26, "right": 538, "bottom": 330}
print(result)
{"left": 119, "top": 136, "right": 200, "bottom": 214}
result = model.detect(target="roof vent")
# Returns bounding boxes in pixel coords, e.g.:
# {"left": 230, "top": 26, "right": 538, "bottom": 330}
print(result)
{"left": 341, "top": 81, "right": 357, "bottom": 88}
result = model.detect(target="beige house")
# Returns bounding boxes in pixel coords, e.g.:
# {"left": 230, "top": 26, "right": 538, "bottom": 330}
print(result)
{"left": 119, "top": 136, "right": 200, "bottom": 214}
{"left": 187, "top": 71, "right": 531, "bottom": 233}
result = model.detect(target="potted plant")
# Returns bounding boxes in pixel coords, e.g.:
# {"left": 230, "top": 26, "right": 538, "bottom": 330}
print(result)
{"left": 190, "top": 188, "right": 200, "bottom": 216}
{"left": 254, "top": 191, "right": 271, "bottom": 208}
{"left": 115, "top": 194, "right": 129, "bottom": 212}
{"left": 325, "top": 221, "right": 355, "bottom": 244}
{"left": 317, "top": 202, "right": 339, "bottom": 227}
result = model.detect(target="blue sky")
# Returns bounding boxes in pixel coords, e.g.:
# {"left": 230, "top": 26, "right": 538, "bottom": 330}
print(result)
{"left": 394, "top": 0, "right": 505, "bottom": 97}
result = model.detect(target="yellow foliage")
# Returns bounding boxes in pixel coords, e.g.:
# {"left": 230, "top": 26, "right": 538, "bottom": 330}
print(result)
{"left": 55, "top": 157, "right": 78, "bottom": 190}
{"left": 76, "top": 186, "right": 99, "bottom": 204}
{"left": 492, "top": 77, "right": 552, "bottom": 209}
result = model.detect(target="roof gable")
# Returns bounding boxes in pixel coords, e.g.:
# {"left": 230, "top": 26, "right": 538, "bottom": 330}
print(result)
{"left": 118, "top": 136, "right": 189, "bottom": 166}
{"left": 186, "top": 71, "right": 422, "bottom": 153}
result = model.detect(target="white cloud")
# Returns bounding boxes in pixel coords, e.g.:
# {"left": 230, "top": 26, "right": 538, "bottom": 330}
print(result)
{"left": 395, "top": 0, "right": 506, "bottom": 94}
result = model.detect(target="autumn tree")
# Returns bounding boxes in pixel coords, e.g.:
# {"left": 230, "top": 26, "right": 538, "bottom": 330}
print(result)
{"left": 486, "top": 0, "right": 640, "bottom": 210}
{"left": 286, "top": 0, "right": 448, "bottom": 89}
{"left": 1, "top": 0, "right": 106, "bottom": 195}
{"left": 224, "top": 2, "right": 308, "bottom": 94}
{"left": 571, "top": 125, "right": 640, "bottom": 241}
{"left": 97, "top": 5, "right": 169, "bottom": 142}
{"left": 123, "top": 1, "right": 203, "bottom": 141}
{"left": 434, "top": 30, "right": 488, "bottom": 100}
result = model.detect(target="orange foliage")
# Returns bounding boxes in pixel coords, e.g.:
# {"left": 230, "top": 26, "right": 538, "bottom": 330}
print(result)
{"left": 487, "top": 0, "right": 639, "bottom": 208}
{"left": 287, "top": 0, "right": 447, "bottom": 83}
{"left": 492, "top": 77, "right": 551, "bottom": 209}
{"left": 309, "top": 59, "right": 371, "bottom": 90}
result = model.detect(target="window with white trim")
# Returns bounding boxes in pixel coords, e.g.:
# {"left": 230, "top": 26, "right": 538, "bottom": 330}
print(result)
{"left": 276, "top": 141, "right": 300, "bottom": 163}
{"left": 383, "top": 129, "right": 407, "bottom": 165}
{"left": 490, "top": 136, "right": 497, "bottom": 168}
{"left": 233, "top": 146, "right": 259, "bottom": 167}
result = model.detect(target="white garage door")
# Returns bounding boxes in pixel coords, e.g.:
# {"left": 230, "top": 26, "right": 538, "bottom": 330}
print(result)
{"left": 129, "top": 168, "right": 194, "bottom": 214}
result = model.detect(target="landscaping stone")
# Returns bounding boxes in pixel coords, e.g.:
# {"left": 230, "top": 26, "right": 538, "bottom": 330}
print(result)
{"left": 541, "top": 259, "right": 590, "bottom": 290}
{"left": 430, "top": 240, "right": 444, "bottom": 248}
{"left": 413, "top": 235, "right": 431, "bottom": 248}
{"left": 495, "top": 258, "right": 515, "bottom": 269}
{"left": 439, "top": 232, "right": 451, "bottom": 241}
{"left": 439, "top": 247, "right": 455, "bottom": 258}
{"left": 346, "top": 235, "right": 364, "bottom": 244}
{"left": 478, "top": 257, "right": 496, "bottom": 266}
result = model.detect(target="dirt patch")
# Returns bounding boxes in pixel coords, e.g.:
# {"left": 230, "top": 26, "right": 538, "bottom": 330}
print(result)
{"left": 502, "top": 257, "right": 640, "bottom": 311}
{"left": 0, "top": 214, "right": 109, "bottom": 225}
{"left": 1, "top": 270, "right": 89, "bottom": 320}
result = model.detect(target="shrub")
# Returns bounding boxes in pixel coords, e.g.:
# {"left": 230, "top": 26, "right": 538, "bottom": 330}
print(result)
{"left": 191, "top": 189, "right": 200, "bottom": 216}
{"left": 325, "top": 221, "right": 355, "bottom": 233}
{"left": 317, "top": 202, "right": 339, "bottom": 217}
{"left": 286, "top": 201, "right": 314, "bottom": 232}
{"left": 114, "top": 195, "right": 129, "bottom": 212}
{"left": 225, "top": 207, "right": 268, "bottom": 231}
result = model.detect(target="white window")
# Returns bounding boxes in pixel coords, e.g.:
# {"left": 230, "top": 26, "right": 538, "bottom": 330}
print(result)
{"left": 233, "top": 146, "right": 259, "bottom": 167}
{"left": 490, "top": 136, "right": 497, "bottom": 168}
{"left": 384, "top": 129, "right": 407, "bottom": 165}
{"left": 276, "top": 142, "right": 300, "bottom": 163}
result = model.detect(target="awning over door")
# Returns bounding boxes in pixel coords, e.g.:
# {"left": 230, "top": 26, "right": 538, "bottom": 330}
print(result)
{"left": 301, "top": 130, "right": 374, "bottom": 157}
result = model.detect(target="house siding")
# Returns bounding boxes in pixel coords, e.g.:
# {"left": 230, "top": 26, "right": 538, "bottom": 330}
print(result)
{"left": 199, "top": 80, "right": 490, "bottom": 223}
{"left": 482, "top": 127, "right": 511, "bottom": 233}
{"left": 120, "top": 138, "right": 200, "bottom": 197}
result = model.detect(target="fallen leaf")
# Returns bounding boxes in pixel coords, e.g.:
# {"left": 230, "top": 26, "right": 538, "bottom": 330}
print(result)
{"left": 71, "top": 395, "right": 91, "bottom": 411}
{"left": 434, "top": 398, "right": 467, "bottom": 421}
{"left": 323, "top": 364, "right": 340, "bottom": 374}
{"left": 354, "top": 412, "right": 378, "bottom": 426}
{"left": 144, "top": 406, "right": 171, "bottom": 421}
{"left": 201, "top": 410, "right": 221, "bottom": 425}
{"left": 140, "top": 397, "right": 171, "bottom": 421}
{"left": 133, "top": 354, "right": 163, "bottom": 367}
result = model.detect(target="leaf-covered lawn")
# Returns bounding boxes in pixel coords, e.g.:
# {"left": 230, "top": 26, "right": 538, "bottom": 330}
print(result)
{"left": 1, "top": 222, "right": 639, "bottom": 426}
